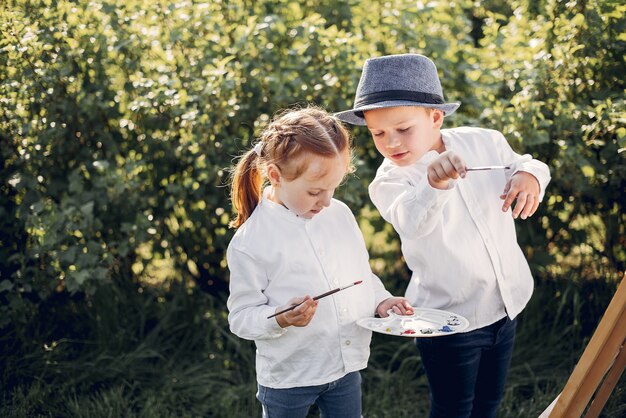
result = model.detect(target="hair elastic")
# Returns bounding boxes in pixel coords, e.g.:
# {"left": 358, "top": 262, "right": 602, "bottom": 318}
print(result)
{"left": 253, "top": 142, "right": 263, "bottom": 156}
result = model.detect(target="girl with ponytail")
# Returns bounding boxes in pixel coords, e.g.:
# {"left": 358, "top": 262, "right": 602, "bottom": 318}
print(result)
{"left": 226, "top": 106, "right": 412, "bottom": 418}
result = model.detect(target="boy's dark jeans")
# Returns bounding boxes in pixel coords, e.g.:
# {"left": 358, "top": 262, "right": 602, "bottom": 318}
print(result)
{"left": 416, "top": 316, "right": 516, "bottom": 418}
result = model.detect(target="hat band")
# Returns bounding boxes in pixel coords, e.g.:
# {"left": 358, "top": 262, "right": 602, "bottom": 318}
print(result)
{"left": 355, "top": 90, "right": 444, "bottom": 108}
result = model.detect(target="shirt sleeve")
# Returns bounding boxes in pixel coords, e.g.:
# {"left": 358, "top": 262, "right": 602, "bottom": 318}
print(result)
{"left": 495, "top": 132, "right": 551, "bottom": 201}
{"left": 368, "top": 156, "right": 455, "bottom": 240}
{"left": 338, "top": 200, "right": 394, "bottom": 311}
{"left": 226, "top": 245, "right": 287, "bottom": 340}
{"left": 369, "top": 271, "right": 393, "bottom": 309}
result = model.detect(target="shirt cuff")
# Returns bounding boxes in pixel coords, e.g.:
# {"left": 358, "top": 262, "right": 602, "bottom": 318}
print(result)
{"left": 508, "top": 154, "right": 550, "bottom": 201}
{"left": 421, "top": 173, "right": 456, "bottom": 202}
{"left": 264, "top": 306, "right": 288, "bottom": 337}
{"left": 374, "top": 290, "right": 394, "bottom": 310}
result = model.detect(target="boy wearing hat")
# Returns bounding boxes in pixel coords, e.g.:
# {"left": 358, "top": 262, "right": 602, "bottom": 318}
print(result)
{"left": 336, "top": 54, "right": 551, "bottom": 417}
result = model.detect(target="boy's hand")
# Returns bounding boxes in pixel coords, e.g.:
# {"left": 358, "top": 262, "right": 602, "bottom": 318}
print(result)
{"left": 500, "top": 171, "right": 541, "bottom": 219}
{"left": 275, "top": 296, "right": 318, "bottom": 328}
{"left": 376, "top": 297, "right": 414, "bottom": 318}
{"left": 427, "top": 151, "right": 467, "bottom": 190}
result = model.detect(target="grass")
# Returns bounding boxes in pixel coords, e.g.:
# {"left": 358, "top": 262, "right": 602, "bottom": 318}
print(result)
{"left": 1, "top": 281, "right": 259, "bottom": 418}
{"left": 1, "top": 277, "right": 624, "bottom": 418}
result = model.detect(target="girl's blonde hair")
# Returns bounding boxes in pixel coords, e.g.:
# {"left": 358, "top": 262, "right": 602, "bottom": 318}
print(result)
{"left": 229, "top": 106, "right": 352, "bottom": 228}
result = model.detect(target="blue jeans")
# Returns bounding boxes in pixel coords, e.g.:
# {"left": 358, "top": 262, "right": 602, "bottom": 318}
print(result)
{"left": 257, "top": 371, "right": 362, "bottom": 418}
{"left": 416, "top": 316, "right": 516, "bottom": 418}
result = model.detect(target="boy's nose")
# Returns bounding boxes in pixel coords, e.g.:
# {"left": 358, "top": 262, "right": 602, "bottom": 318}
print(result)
{"left": 386, "top": 134, "right": 401, "bottom": 148}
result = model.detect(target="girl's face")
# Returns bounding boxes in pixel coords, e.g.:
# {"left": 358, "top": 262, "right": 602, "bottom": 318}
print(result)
{"left": 268, "top": 152, "right": 349, "bottom": 219}
{"left": 363, "top": 106, "right": 444, "bottom": 167}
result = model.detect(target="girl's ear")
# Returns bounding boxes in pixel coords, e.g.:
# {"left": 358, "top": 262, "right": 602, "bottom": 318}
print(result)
{"left": 266, "top": 163, "right": 282, "bottom": 186}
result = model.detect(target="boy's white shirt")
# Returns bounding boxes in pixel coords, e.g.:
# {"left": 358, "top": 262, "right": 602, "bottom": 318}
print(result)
{"left": 369, "top": 127, "right": 551, "bottom": 331}
{"left": 227, "top": 188, "right": 392, "bottom": 389}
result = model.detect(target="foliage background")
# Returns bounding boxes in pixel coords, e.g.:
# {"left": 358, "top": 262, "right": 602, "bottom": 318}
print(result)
{"left": 1, "top": 0, "right": 624, "bottom": 416}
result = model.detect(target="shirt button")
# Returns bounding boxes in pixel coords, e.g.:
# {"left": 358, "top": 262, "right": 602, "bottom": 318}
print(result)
{"left": 345, "top": 340, "right": 351, "bottom": 346}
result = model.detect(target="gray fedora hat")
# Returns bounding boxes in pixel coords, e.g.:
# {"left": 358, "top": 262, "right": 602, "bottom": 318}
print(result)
{"left": 335, "top": 54, "right": 460, "bottom": 126}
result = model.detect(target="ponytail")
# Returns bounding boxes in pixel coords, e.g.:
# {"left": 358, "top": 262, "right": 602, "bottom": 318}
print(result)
{"left": 229, "top": 149, "right": 263, "bottom": 229}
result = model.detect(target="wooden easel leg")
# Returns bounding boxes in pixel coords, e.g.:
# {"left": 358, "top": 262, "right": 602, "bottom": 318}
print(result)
{"left": 548, "top": 278, "right": 626, "bottom": 417}
{"left": 584, "top": 340, "right": 626, "bottom": 418}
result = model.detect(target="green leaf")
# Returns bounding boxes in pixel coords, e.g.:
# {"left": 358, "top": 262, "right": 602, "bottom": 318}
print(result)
{"left": 0, "top": 280, "right": 13, "bottom": 293}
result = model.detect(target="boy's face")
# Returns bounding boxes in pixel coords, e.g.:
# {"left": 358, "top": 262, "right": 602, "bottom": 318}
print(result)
{"left": 364, "top": 106, "right": 444, "bottom": 167}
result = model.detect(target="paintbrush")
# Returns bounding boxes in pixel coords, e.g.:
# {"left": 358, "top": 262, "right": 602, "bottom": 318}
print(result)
{"left": 467, "top": 155, "right": 533, "bottom": 171}
{"left": 466, "top": 165, "right": 510, "bottom": 171}
{"left": 267, "top": 281, "right": 363, "bottom": 319}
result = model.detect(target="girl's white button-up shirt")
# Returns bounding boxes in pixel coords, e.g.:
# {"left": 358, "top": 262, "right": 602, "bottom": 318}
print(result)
{"left": 227, "top": 190, "right": 392, "bottom": 389}
{"left": 369, "top": 127, "right": 551, "bottom": 331}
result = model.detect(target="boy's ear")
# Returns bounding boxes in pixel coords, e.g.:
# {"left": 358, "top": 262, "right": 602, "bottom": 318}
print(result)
{"left": 432, "top": 109, "right": 445, "bottom": 128}
{"left": 267, "top": 163, "right": 282, "bottom": 186}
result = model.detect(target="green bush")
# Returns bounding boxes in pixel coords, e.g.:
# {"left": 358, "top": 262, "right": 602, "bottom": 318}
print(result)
{"left": 1, "top": 0, "right": 624, "bottom": 415}
{"left": 2, "top": 0, "right": 624, "bottom": 322}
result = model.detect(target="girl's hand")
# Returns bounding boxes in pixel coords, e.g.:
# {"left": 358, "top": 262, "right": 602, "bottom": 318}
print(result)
{"left": 376, "top": 297, "right": 414, "bottom": 318}
{"left": 500, "top": 171, "right": 540, "bottom": 219}
{"left": 427, "top": 151, "right": 467, "bottom": 190}
{"left": 275, "top": 296, "right": 318, "bottom": 328}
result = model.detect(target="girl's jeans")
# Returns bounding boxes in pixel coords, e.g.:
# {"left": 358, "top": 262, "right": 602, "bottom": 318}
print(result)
{"left": 416, "top": 316, "right": 517, "bottom": 418}
{"left": 257, "top": 371, "right": 362, "bottom": 418}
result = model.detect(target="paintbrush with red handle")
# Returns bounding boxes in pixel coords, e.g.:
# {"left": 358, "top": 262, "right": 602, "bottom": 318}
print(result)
{"left": 267, "top": 281, "right": 363, "bottom": 319}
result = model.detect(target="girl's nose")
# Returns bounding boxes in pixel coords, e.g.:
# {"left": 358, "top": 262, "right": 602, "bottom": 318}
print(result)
{"left": 321, "top": 192, "right": 332, "bottom": 207}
